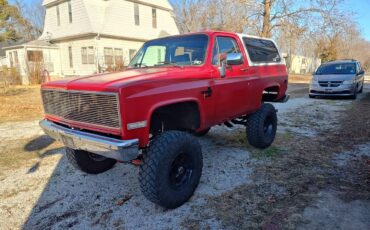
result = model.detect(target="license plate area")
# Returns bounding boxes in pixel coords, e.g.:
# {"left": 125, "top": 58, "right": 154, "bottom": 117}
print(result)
{"left": 61, "top": 135, "right": 75, "bottom": 147}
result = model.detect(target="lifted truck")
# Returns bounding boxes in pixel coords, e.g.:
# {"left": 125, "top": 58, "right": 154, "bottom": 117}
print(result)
{"left": 40, "top": 31, "right": 289, "bottom": 208}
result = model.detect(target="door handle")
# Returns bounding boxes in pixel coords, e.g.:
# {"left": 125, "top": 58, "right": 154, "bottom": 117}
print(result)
{"left": 240, "top": 68, "right": 249, "bottom": 72}
{"left": 201, "top": 87, "right": 212, "bottom": 98}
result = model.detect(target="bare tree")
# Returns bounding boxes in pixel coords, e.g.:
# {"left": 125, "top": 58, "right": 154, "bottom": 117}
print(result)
{"left": 170, "top": 0, "right": 256, "bottom": 33}
{"left": 258, "top": 0, "right": 348, "bottom": 38}
{"left": 13, "top": 0, "right": 45, "bottom": 41}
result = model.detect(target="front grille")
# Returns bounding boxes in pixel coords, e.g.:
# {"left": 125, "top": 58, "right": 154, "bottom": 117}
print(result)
{"left": 318, "top": 81, "right": 343, "bottom": 87}
{"left": 41, "top": 89, "right": 121, "bottom": 129}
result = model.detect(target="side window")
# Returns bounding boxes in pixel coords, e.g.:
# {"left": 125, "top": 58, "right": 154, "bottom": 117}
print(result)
{"left": 212, "top": 36, "right": 241, "bottom": 66}
{"left": 243, "top": 37, "right": 280, "bottom": 63}
{"left": 356, "top": 62, "right": 361, "bottom": 73}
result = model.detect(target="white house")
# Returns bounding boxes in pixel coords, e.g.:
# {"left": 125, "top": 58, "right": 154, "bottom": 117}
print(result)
{"left": 288, "top": 55, "right": 321, "bottom": 74}
{"left": 2, "top": 0, "right": 179, "bottom": 84}
{"left": 282, "top": 54, "right": 321, "bottom": 75}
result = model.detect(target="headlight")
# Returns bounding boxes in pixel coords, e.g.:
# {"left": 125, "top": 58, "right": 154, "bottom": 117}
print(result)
{"left": 310, "top": 78, "right": 318, "bottom": 84}
{"left": 343, "top": 80, "right": 354, "bottom": 84}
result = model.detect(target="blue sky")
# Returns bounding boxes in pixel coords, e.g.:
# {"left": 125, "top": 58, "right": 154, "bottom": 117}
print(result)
{"left": 344, "top": 0, "right": 370, "bottom": 41}
{"left": 13, "top": 0, "right": 370, "bottom": 41}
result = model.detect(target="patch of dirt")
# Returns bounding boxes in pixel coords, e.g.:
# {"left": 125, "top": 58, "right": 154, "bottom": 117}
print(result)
{"left": 288, "top": 74, "right": 312, "bottom": 84}
{"left": 0, "top": 86, "right": 43, "bottom": 123}
{"left": 199, "top": 93, "right": 370, "bottom": 229}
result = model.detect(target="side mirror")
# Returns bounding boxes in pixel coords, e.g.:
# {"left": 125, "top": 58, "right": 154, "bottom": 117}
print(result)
{"left": 226, "top": 53, "right": 243, "bottom": 65}
{"left": 358, "top": 70, "right": 365, "bottom": 75}
{"left": 218, "top": 61, "right": 226, "bottom": 78}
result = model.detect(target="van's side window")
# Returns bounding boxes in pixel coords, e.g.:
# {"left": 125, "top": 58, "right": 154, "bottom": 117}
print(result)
{"left": 243, "top": 37, "right": 280, "bottom": 63}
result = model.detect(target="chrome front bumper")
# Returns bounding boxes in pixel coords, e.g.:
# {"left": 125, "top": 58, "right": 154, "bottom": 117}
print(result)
{"left": 309, "top": 84, "right": 355, "bottom": 96}
{"left": 39, "top": 120, "right": 139, "bottom": 162}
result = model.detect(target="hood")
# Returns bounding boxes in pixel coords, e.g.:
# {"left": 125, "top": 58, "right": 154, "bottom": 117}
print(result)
{"left": 313, "top": 74, "right": 356, "bottom": 81}
{"left": 42, "top": 67, "right": 192, "bottom": 92}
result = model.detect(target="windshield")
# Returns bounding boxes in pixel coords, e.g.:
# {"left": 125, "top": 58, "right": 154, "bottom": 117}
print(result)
{"left": 316, "top": 63, "right": 356, "bottom": 75}
{"left": 128, "top": 34, "right": 209, "bottom": 68}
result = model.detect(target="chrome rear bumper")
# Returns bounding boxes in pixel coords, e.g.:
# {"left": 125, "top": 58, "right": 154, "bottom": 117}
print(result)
{"left": 39, "top": 120, "right": 139, "bottom": 162}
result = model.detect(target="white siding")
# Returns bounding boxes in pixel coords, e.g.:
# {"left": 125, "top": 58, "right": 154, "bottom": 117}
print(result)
{"left": 289, "top": 55, "right": 321, "bottom": 74}
{"left": 92, "top": 0, "right": 179, "bottom": 40}
{"left": 57, "top": 37, "right": 143, "bottom": 76}
{"left": 41, "top": 0, "right": 179, "bottom": 41}
{"left": 40, "top": 0, "right": 93, "bottom": 40}
{"left": 58, "top": 38, "right": 97, "bottom": 76}
{"left": 43, "top": 0, "right": 173, "bottom": 11}
{"left": 0, "top": 57, "right": 7, "bottom": 67}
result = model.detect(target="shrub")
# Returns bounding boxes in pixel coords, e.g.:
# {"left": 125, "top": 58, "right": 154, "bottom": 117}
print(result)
{"left": 28, "top": 61, "right": 44, "bottom": 84}
{"left": 0, "top": 67, "right": 22, "bottom": 88}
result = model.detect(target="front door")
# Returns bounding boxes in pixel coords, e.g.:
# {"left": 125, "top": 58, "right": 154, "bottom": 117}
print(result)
{"left": 212, "top": 35, "right": 252, "bottom": 122}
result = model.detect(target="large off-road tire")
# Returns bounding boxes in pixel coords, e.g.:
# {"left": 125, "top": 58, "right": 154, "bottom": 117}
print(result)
{"left": 66, "top": 148, "right": 116, "bottom": 174}
{"left": 195, "top": 127, "right": 211, "bottom": 136}
{"left": 139, "top": 131, "right": 203, "bottom": 209}
{"left": 246, "top": 103, "right": 277, "bottom": 149}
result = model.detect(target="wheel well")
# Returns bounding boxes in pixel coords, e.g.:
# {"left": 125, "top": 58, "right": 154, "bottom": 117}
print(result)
{"left": 262, "top": 86, "right": 280, "bottom": 102}
{"left": 150, "top": 101, "right": 200, "bottom": 135}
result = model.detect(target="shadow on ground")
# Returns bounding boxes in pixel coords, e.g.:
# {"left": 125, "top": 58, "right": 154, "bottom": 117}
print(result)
{"left": 24, "top": 135, "right": 55, "bottom": 152}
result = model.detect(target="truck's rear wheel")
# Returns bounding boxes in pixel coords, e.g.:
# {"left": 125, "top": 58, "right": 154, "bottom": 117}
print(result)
{"left": 246, "top": 103, "right": 277, "bottom": 149}
{"left": 66, "top": 148, "right": 116, "bottom": 174}
{"left": 139, "top": 131, "right": 203, "bottom": 209}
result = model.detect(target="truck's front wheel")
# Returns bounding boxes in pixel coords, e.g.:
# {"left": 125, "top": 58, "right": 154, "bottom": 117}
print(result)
{"left": 66, "top": 148, "right": 116, "bottom": 174}
{"left": 139, "top": 131, "right": 203, "bottom": 209}
{"left": 246, "top": 103, "right": 277, "bottom": 149}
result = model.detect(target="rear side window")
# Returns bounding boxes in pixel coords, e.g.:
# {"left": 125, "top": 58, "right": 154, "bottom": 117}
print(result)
{"left": 243, "top": 37, "right": 280, "bottom": 63}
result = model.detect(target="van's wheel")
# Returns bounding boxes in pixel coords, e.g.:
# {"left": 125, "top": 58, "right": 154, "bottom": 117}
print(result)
{"left": 139, "top": 131, "right": 203, "bottom": 209}
{"left": 246, "top": 103, "right": 277, "bottom": 149}
{"left": 66, "top": 148, "right": 116, "bottom": 174}
{"left": 195, "top": 127, "right": 211, "bottom": 136}
{"left": 350, "top": 86, "right": 358, "bottom": 99}
{"left": 359, "top": 82, "right": 364, "bottom": 93}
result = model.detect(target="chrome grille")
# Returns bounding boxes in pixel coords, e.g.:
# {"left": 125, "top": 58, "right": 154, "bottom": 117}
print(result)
{"left": 319, "top": 81, "right": 343, "bottom": 87}
{"left": 41, "top": 89, "right": 121, "bottom": 129}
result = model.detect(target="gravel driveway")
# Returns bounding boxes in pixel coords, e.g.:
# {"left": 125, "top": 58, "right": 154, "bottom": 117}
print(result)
{"left": 0, "top": 84, "right": 369, "bottom": 230}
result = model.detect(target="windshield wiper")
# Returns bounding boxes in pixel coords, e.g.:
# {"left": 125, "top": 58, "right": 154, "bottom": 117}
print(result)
{"left": 131, "top": 63, "right": 148, "bottom": 68}
{"left": 156, "top": 61, "right": 183, "bottom": 68}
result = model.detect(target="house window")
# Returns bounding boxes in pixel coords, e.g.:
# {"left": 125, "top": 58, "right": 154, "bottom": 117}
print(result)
{"left": 129, "top": 49, "right": 137, "bottom": 61}
{"left": 302, "top": 58, "right": 306, "bottom": 64}
{"left": 68, "top": 46, "right": 73, "bottom": 68}
{"left": 13, "top": 51, "right": 19, "bottom": 65}
{"left": 81, "top": 47, "right": 94, "bottom": 64}
{"left": 68, "top": 1, "right": 72, "bottom": 23}
{"left": 152, "top": 8, "right": 157, "bottom": 28}
{"left": 104, "top": 48, "right": 114, "bottom": 66}
{"left": 114, "top": 48, "right": 123, "bottom": 67}
{"left": 56, "top": 5, "right": 60, "bottom": 26}
{"left": 134, "top": 3, "right": 140, "bottom": 25}
{"left": 27, "top": 50, "right": 43, "bottom": 62}
{"left": 9, "top": 52, "right": 13, "bottom": 67}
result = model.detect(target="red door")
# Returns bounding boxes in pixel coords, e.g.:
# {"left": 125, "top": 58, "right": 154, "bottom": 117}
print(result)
{"left": 211, "top": 35, "right": 252, "bottom": 123}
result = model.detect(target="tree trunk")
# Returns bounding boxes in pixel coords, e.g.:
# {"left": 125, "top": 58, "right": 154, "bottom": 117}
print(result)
{"left": 261, "top": 0, "right": 272, "bottom": 38}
